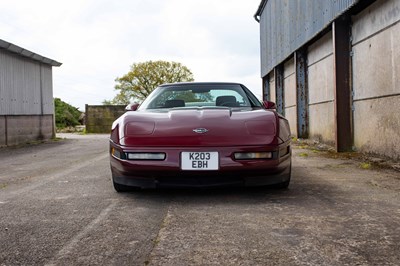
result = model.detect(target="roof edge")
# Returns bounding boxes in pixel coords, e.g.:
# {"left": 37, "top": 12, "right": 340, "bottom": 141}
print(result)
{"left": 254, "top": 0, "right": 268, "bottom": 22}
{"left": 0, "top": 39, "right": 62, "bottom": 67}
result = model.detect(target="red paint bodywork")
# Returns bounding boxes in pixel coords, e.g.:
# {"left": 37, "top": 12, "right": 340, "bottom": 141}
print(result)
{"left": 110, "top": 82, "right": 292, "bottom": 190}
{"left": 114, "top": 108, "right": 278, "bottom": 147}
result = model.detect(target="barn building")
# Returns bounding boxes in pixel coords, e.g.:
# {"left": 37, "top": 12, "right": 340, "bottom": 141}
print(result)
{"left": 0, "top": 39, "right": 61, "bottom": 146}
{"left": 255, "top": 0, "right": 400, "bottom": 160}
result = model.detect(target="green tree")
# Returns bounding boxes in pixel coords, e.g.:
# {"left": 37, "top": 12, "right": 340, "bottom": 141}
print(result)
{"left": 54, "top": 98, "right": 82, "bottom": 128}
{"left": 106, "top": 60, "right": 194, "bottom": 105}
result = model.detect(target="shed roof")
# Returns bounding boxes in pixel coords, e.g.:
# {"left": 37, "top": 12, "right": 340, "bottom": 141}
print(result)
{"left": 254, "top": 0, "right": 267, "bottom": 22}
{"left": 253, "top": 0, "right": 360, "bottom": 76}
{"left": 0, "top": 39, "right": 62, "bottom": 67}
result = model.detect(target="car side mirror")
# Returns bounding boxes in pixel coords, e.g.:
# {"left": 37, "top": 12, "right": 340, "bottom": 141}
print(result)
{"left": 125, "top": 102, "right": 140, "bottom": 111}
{"left": 263, "top": 100, "right": 276, "bottom": 109}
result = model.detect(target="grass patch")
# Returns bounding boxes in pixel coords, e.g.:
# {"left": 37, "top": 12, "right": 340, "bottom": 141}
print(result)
{"left": 360, "top": 162, "right": 372, "bottom": 170}
{"left": 297, "top": 145, "right": 309, "bottom": 149}
{"left": 299, "top": 152, "right": 309, "bottom": 158}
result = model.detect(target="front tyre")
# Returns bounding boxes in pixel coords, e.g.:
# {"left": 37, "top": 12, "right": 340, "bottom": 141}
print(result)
{"left": 113, "top": 180, "right": 131, "bottom": 192}
{"left": 275, "top": 179, "right": 290, "bottom": 189}
{"left": 111, "top": 171, "right": 133, "bottom": 192}
{"left": 275, "top": 159, "right": 291, "bottom": 189}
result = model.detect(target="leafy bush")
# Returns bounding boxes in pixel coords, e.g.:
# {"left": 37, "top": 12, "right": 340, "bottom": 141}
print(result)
{"left": 54, "top": 98, "right": 82, "bottom": 128}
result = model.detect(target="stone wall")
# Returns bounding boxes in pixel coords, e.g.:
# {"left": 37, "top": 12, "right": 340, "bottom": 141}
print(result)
{"left": 85, "top": 105, "right": 126, "bottom": 133}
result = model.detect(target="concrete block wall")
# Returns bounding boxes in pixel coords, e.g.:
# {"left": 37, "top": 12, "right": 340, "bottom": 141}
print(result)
{"left": 307, "top": 31, "right": 335, "bottom": 144}
{"left": 283, "top": 58, "right": 297, "bottom": 136}
{"left": 0, "top": 117, "right": 5, "bottom": 147}
{"left": 259, "top": 0, "right": 400, "bottom": 160}
{"left": 351, "top": 0, "right": 400, "bottom": 159}
{"left": 0, "top": 115, "right": 54, "bottom": 146}
{"left": 86, "top": 105, "right": 126, "bottom": 133}
{"left": 269, "top": 71, "right": 276, "bottom": 103}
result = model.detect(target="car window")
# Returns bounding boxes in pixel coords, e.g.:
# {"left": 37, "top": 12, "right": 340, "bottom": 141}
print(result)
{"left": 139, "top": 84, "right": 260, "bottom": 110}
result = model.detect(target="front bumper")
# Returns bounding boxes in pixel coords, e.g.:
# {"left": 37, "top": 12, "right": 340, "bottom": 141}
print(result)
{"left": 110, "top": 142, "right": 291, "bottom": 189}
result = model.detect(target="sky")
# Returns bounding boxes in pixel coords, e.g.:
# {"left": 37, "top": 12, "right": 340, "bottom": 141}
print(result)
{"left": 0, "top": 0, "right": 262, "bottom": 111}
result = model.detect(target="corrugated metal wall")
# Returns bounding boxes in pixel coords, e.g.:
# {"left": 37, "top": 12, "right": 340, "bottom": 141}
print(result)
{"left": 0, "top": 50, "right": 53, "bottom": 115}
{"left": 259, "top": 0, "right": 359, "bottom": 76}
{"left": 41, "top": 65, "right": 54, "bottom": 114}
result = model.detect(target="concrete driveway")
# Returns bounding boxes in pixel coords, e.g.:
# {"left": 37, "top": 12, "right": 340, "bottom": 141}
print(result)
{"left": 0, "top": 134, "right": 399, "bottom": 265}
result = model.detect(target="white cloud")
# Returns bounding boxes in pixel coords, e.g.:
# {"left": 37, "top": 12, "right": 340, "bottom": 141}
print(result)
{"left": 0, "top": 0, "right": 262, "bottom": 110}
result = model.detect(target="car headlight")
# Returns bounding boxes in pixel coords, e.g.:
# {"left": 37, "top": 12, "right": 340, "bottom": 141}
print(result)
{"left": 234, "top": 152, "right": 272, "bottom": 160}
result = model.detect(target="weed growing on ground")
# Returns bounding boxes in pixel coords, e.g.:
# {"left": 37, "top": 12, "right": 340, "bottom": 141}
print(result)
{"left": 360, "top": 162, "right": 372, "bottom": 170}
{"left": 299, "top": 153, "right": 309, "bottom": 158}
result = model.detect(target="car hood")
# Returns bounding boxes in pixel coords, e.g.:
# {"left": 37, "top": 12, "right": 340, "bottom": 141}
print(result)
{"left": 114, "top": 107, "right": 279, "bottom": 147}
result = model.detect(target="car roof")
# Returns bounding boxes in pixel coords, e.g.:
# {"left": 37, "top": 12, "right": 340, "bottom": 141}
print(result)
{"left": 159, "top": 82, "right": 244, "bottom": 87}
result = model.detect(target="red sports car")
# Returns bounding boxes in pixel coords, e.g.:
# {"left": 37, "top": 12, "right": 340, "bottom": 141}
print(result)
{"left": 109, "top": 82, "right": 291, "bottom": 191}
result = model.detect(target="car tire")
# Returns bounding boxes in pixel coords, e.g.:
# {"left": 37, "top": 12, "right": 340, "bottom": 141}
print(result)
{"left": 111, "top": 171, "right": 132, "bottom": 192}
{"left": 275, "top": 159, "right": 291, "bottom": 189}
{"left": 275, "top": 179, "right": 290, "bottom": 189}
{"left": 113, "top": 180, "right": 131, "bottom": 192}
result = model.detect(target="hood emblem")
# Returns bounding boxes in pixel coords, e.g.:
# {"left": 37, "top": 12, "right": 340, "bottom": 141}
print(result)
{"left": 193, "top": 128, "right": 209, "bottom": 134}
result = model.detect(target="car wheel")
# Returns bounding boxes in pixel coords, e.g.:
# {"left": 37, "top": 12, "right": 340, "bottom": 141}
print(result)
{"left": 275, "top": 179, "right": 290, "bottom": 189}
{"left": 113, "top": 180, "right": 131, "bottom": 192}
{"left": 111, "top": 171, "right": 132, "bottom": 192}
{"left": 275, "top": 159, "right": 291, "bottom": 189}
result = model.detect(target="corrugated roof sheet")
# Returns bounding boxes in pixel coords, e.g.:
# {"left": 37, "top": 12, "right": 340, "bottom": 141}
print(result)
{"left": 255, "top": 0, "right": 359, "bottom": 76}
{"left": 0, "top": 39, "right": 62, "bottom": 67}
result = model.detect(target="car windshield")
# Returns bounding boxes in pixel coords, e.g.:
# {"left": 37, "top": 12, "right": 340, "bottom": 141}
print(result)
{"left": 138, "top": 83, "right": 262, "bottom": 110}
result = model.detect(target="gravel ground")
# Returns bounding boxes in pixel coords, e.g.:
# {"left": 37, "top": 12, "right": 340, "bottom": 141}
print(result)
{"left": 0, "top": 133, "right": 399, "bottom": 265}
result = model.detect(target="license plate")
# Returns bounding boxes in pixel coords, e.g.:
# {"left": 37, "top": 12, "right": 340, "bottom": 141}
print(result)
{"left": 181, "top": 152, "right": 219, "bottom": 170}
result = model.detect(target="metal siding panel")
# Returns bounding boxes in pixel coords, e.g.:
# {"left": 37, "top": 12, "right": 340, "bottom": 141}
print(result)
{"left": 0, "top": 50, "right": 42, "bottom": 115}
{"left": 259, "top": 0, "right": 359, "bottom": 77}
{"left": 23, "top": 60, "right": 41, "bottom": 114}
{"left": 0, "top": 51, "right": 9, "bottom": 115}
{"left": 20, "top": 58, "right": 41, "bottom": 115}
{"left": 41, "top": 65, "right": 54, "bottom": 115}
{"left": 282, "top": 0, "right": 291, "bottom": 61}
{"left": 31, "top": 61, "right": 42, "bottom": 115}
{"left": 260, "top": 10, "right": 268, "bottom": 76}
